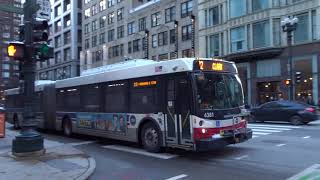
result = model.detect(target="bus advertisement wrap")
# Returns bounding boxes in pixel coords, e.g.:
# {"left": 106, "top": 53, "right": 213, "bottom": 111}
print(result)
{"left": 77, "top": 113, "right": 127, "bottom": 133}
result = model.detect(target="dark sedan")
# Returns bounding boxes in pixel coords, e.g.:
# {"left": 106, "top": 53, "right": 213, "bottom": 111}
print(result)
{"left": 250, "top": 100, "right": 319, "bottom": 125}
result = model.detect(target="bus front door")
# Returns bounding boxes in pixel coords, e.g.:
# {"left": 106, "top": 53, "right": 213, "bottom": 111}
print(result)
{"left": 165, "top": 77, "right": 193, "bottom": 147}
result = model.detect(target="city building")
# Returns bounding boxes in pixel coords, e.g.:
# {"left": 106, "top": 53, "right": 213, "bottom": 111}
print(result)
{"left": 80, "top": 0, "right": 198, "bottom": 71}
{"left": 0, "top": 0, "right": 22, "bottom": 103}
{"left": 198, "top": 0, "right": 320, "bottom": 106}
{"left": 36, "top": 0, "right": 82, "bottom": 80}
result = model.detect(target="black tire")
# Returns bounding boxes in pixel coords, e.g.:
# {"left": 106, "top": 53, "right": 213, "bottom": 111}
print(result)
{"left": 62, "top": 119, "right": 72, "bottom": 137}
{"left": 13, "top": 115, "right": 20, "bottom": 130}
{"left": 303, "top": 121, "right": 310, "bottom": 125}
{"left": 141, "top": 122, "right": 162, "bottom": 153}
{"left": 290, "top": 115, "right": 303, "bottom": 126}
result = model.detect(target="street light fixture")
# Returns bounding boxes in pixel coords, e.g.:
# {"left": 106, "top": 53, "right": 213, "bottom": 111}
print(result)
{"left": 281, "top": 16, "right": 298, "bottom": 101}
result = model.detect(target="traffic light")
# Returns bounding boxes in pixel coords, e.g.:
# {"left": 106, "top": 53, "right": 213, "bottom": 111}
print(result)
{"left": 295, "top": 72, "right": 302, "bottom": 84}
{"left": 285, "top": 79, "right": 291, "bottom": 86}
{"left": 7, "top": 42, "right": 25, "bottom": 59}
{"left": 32, "top": 19, "right": 53, "bottom": 61}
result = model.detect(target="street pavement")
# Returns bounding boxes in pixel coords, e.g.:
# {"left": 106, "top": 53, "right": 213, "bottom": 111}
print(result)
{"left": 4, "top": 120, "right": 320, "bottom": 180}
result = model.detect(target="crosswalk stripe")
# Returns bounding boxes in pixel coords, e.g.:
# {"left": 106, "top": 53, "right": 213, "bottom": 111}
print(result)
{"left": 252, "top": 129, "right": 281, "bottom": 133}
{"left": 248, "top": 124, "right": 301, "bottom": 129}
{"left": 248, "top": 127, "right": 291, "bottom": 131}
{"left": 253, "top": 132, "right": 270, "bottom": 135}
{"left": 102, "top": 145, "right": 178, "bottom": 159}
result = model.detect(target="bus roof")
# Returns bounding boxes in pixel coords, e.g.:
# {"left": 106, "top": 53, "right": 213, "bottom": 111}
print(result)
{"left": 56, "top": 58, "right": 234, "bottom": 88}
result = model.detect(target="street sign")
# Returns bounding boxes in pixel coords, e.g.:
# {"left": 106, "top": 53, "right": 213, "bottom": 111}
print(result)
{"left": 36, "top": 0, "right": 51, "bottom": 20}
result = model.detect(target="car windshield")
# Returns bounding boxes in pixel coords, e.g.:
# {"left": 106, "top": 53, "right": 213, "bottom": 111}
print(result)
{"left": 195, "top": 73, "right": 244, "bottom": 110}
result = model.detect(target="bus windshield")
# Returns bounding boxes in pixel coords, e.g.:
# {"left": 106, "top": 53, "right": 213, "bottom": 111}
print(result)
{"left": 195, "top": 73, "right": 244, "bottom": 110}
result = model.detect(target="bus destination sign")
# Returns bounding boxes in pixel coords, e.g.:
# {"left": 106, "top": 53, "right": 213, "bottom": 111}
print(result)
{"left": 193, "top": 60, "right": 237, "bottom": 73}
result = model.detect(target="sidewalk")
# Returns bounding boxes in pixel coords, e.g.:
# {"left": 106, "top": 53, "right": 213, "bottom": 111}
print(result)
{"left": 0, "top": 124, "right": 96, "bottom": 180}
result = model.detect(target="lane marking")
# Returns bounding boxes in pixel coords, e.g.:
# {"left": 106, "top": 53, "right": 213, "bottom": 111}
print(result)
{"left": 276, "top": 144, "right": 286, "bottom": 147}
{"left": 252, "top": 132, "right": 271, "bottom": 135}
{"left": 102, "top": 145, "right": 178, "bottom": 159}
{"left": 249, "top": 127, "right": 291, "bottom": 131}
{"left": 165, "top": 174, "right": 188, "bottom": 180}
{"left": 252, "top": 129, "right": 281, "bottom": 133}
{"left": 287, "top": 164, "right": 320, "bottom": 180}
{"left": 303, "top": 136, "right": 311, "bottom": 139}
{"left": 68, "top": 141, "right": 96, "bottom": 146}
{"left": 234, "top": 155, "right": 248, "bottom": 160}
{"left": 252, "top": 135, "right": 259, "bottom": 138}
{"left": 248, "top": 124, "right": 301, "bottom": 129}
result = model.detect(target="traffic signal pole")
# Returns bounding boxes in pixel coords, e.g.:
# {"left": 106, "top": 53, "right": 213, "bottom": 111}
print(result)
{"left": 12, "top": 0, "right": 45, "bottom": 156}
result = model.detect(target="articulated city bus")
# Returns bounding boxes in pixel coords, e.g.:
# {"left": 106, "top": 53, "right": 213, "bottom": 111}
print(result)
{"left": 5, "top": 58, "right": 252, "bottom": 152}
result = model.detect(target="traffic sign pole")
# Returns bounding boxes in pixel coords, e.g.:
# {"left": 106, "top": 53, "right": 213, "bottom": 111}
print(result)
{"left": 12, "top": 0, "right": 45, "bottom": 156}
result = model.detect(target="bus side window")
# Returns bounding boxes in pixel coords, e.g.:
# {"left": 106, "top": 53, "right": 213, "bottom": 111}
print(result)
{"left": 105, "top": 81, "right": 128, "bottom": 113}
{"left": 81, "top": 84, "right": 101, "bottom": 112}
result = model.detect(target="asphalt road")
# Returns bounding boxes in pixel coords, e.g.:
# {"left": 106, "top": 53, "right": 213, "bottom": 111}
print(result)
{"left": 8, "top": 120, "right": 320, "bottom": 180}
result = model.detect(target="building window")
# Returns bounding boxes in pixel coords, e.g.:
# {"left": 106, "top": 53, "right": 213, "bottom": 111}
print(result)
{"left": 85, "top": 23, "right": 90, "bottom": 34}
{"left": 55, "top": 51, "right": 62, "bottom": 63}
{"left": 117, "top": 8, "right": 124, "bottom": 21}
{"left": 151, "top": 12, "right": 160, "bottom": 27}
{"left": 294, "top": 13, "right": 309, "bottom": 44}
{"left": 55, "top": 4, "right": 62, "bottom": 17}
{"left": 231, "top": 26, "right": 246, "bottom": 52}
{"left": 99, "top": 0, "right": 106, "bottom": 11}
{"left": 55, "top": 20, "right": 62, "bottom": 32}
{"left": 152, "top": 34, "right": 157, "bottom": 48}
{"left": 170, "top": 29, "right": 176, "bottom": 44}
{"left": 85, "top": 8, "right": 91, "bottom": 19}
{"left": 85, "top": 0, "right": 91, "bottom": 4}
{"left": 108, "top": 0, "right": 115, "bottom": 7}
{"left": 128, "top": 42, "right": 132, "bottom": 53}
{"left": 181, "top": 0, "right": 193, "bottom": 18}
{"left": 64, "top": 48, "right": 71, "bottom": 61}
{"left": 139, "top": 17, "right": 146, "bottom": 31}
{"left": 91, "top": 4, "right": 98, "bottom": 16}
{"left": 117, "top": 25, "right": 124, "bottom": 38}
{"left": 92, "top": 35, "right": 97, "bottom": 47}
{"left": 273, "top": 18, "right": 281, "bottom": 46}
{"left": 312, "top": 10, "right": 317, "bottom": 40}
{"left": 108, "top": 29, "right": 115, "bottom": 42}
{"left": 85, "top": 39, "right": 90, "bottom": 49}
{"left": 230, "top": 0, "right": 246, "bottom": 18}
{"left": 64, "top": 31, "right": 71, "bottom": 45}
{"left": 55, "top": 35, "right": 62, "bottom": 48}
{"left": 2, "top": 72, "right": 10, "bottom": 78}
{"left": 99, "top": 33, "right": 106, "bottom": 44}
{"left": 92, "top": 20, "right": 98, "bottom": 31}
{"left": 207, "top": 6, "right": 220, "bottom": 27}
{"left": 182, "top": 49, "right": 192, "bottom": 57}
{"left": 252, "top": 0, "right": 269, "bottom": 12}
{"left": 182, "top": 24, "right": 192, "bottom": 41}
{"left": 127, "top": 22, "right": 135, "bottom": 35}
{"left": 159, "top": 53, "right": 169, "bottom": 61}
{"left": 64, "top": 0, "right": 71, "bottom": 11}
{"left": 2, "top": 64, "right": 10, "bottom": 70}
{"left": 208, "top": 34, "right": 220, "bottom": 57}
{"left": 108, "top": 12, "right": 115, "bottom": 24}
{"left": 133, "top": 39, "right": 140, "bottom": 52}
{"left": 165, "top": 6, "right": 176, "bottom": 23}
{"left": 64, "top": 14, "right": 71, "bottom": 28}
{"left": 253, "top": 20, "right": 270, "bottom": 48}
{"left": 94, "top": 50, "right": 103, "bottom": 62}
{"left": 158, "top": 31, "right": 168, "bottom": 46}
{"left": 100, "top": 16, "right": 106, "bottom": 28}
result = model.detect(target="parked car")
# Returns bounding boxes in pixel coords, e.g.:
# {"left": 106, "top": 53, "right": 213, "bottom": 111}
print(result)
{"left": 250, "top": 100, "right": 318, "bottom": 125}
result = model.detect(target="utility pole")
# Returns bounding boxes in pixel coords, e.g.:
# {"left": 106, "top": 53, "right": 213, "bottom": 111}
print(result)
{"left": 7, "top": 0, "right": 53, "bottom": 156}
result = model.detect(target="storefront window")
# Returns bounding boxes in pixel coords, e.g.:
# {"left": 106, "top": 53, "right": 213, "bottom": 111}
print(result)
{"left": 257, "top": 81, "right": 283, "bottom": 105}
{"left": 237, "top": 66, "right": 248, "bottom": 105}
{"left": 294, "top": 59, "right": 314, "bottom": 105}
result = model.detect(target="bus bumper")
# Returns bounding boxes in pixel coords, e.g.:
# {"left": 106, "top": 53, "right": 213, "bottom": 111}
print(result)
{"left": 195, "top": 128, "right": 253, "bottom": 152}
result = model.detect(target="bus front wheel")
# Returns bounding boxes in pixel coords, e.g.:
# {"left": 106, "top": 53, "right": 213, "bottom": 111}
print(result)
{"left": 63, "top": 119, "right": 72, "bottom": 137}
{"left": 141, "top": 122, "right": 162, "bottom": 153}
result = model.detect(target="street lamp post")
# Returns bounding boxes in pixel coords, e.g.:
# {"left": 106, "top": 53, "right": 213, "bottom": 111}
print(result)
{"left": 281, "top": 16, "right": 298, "bottom": 101}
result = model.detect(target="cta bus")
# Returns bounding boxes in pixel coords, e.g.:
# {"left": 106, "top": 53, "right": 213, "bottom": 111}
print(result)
{"left": 5, "top": 58, "right": 252, "bottom": 152}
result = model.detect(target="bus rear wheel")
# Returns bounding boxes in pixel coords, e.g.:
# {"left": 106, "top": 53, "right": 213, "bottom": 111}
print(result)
{"left": 63, "top": 119, "right": 72, "bottom": 137}
{"left": 141, "top": 122, "right": 161, "bottom": 153}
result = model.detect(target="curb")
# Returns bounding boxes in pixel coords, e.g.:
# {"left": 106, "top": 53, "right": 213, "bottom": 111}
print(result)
{"left": 75, "top": 157, "right": 96, "bottom": 180}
